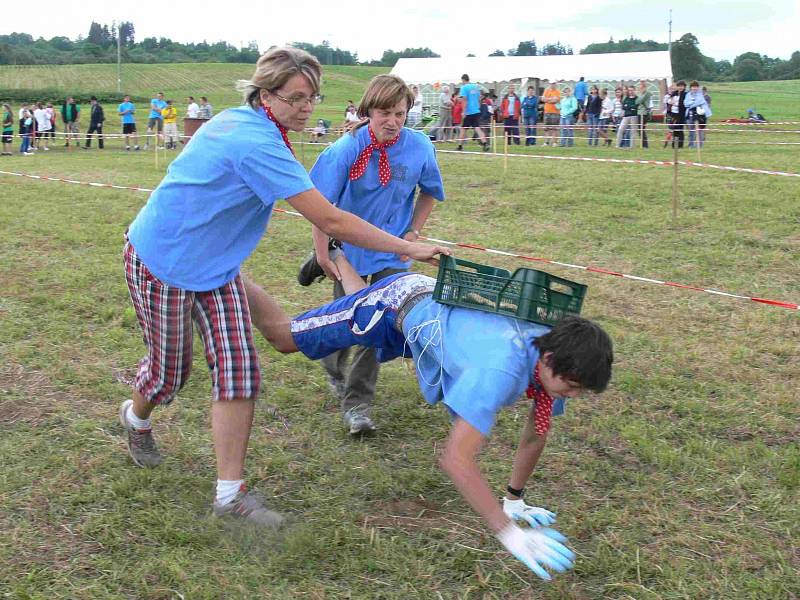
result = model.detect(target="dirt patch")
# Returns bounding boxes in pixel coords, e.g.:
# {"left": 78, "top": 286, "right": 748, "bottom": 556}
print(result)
{"left": 0, "top": 363, "right": 102, "bottom": 426}
{"left": 365, "top": 498, "right": 482, "bottom": 535}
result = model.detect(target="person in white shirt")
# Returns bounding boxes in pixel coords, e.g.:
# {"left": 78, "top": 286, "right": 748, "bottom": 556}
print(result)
{"left": 33, "top": 102, "right": 51, "bottom": 150}
{"left": 406, "top": 85, "right": 423, "bottom": 128}
{"left": 186, "top": 96, "right": 200, "bottom": 118}
{"left": 598, "top": 88, "right": 614, "bottom": 146}
{"left": 344, "top": 104, "right": 361, "bottom": 126}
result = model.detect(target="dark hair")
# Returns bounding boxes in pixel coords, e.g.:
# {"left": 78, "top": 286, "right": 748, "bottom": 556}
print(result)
{"left": 90, "top": 96, "right": 97, "bottom": 101}
{"left": 201, "top": 96, "right": 208, "bottom": 101}
{"left": 188, "top": 96, "right": 194, "bottom": 101}
{"left": 689, "top": 80, "right": 699, "bottom": 88}
{"left": 676, "top": 80, "right": 686, "bottom": 87}
{"left": 579, "top": 76, "right": 585, "bottom": 81}
{"left": 534, "top": 316, "right": 613, "bottom": 392}
{"left": 461, "top": 73, "right": 470, "bottom": 82}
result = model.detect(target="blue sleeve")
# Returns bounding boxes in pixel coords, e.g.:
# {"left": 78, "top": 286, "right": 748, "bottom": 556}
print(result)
{"left": 443, "top": 369, "right": 520, "bottom": 437}
{"left": 418, "top": 139, "right": 445, "bottom": 201}
{"left": 309, "top": 139, "right": 354, "bottom": 206}
{"left": 236, "top": 141, "right": 313, "bottom": 206}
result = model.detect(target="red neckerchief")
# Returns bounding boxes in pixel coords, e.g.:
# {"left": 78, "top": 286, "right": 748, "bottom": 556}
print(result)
{"left": 261, "top": 101, "right": 294, "bottom": 155}
{"left": 525, "top": 362, "right": 554, "bottom": 435}
{"left": 348, "top": 126, "right": 400, "bottom": 186}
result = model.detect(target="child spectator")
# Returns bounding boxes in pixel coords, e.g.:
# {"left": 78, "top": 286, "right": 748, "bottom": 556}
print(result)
{"left": 162, "top": 100, "right": 179, "bottom": 149}
{"left": 118, "top": 95, "right": 140, "bottom": 151}
{"left": 33, "top": 102, "right": 51, "bottom": 151}
{"left": 2, "top": 104, "right": 13, "bottom": 155}
{"left": 521, "top": 86, "right": 539, "bottom": 146}
{"left": 19, "top": 109, "right": 34, "bottom": 155}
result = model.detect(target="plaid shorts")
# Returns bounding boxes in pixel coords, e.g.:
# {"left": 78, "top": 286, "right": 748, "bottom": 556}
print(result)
{"left": 124, "top": 239, "right": 261, "bottom": 404}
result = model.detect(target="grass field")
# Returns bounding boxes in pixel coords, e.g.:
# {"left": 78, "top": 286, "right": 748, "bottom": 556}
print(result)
{"left": 0, "top": 66, "right": 799, "bottom": 599}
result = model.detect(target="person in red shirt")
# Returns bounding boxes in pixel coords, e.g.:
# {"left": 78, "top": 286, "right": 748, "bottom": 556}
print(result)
{"left": 451, "top": 90, "right": 463, "bottom": 143}
{"left": 500, "top": 84, "right": 523, "bottom": 145}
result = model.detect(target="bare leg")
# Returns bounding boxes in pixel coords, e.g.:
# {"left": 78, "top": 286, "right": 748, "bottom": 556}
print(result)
{"left": 241, "top": 275, "right": 297, "bottom": 353}
{"left": 333, "top": 254, "right": 369, "bottom": 295}
{"left": 132, "top": 389, "right": 157, "bottom": 420}
{"left": 212, "top": 398, "right": 254, "bottom": 480}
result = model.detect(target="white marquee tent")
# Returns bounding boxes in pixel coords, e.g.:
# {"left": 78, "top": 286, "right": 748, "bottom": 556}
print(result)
{"left": 391, "top": 51, "right": 673, "bottom": 116}
{"left": 391, "top": 51, "right": 672, "bottom": 87}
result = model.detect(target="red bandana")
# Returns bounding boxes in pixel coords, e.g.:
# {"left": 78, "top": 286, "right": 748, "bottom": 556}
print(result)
{"left": 526, "top": 363, "right": 554, "bottom": 435}
{"left": 261, "top": 101, "right": 294, "bottom": 155}
{"left": 348, "top": 126, "right": 400, "bottom": 186}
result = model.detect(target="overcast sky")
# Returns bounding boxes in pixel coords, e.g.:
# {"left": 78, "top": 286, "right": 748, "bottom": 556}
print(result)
{"left": 4, "top": 0, "right": 798, "bottom": 62}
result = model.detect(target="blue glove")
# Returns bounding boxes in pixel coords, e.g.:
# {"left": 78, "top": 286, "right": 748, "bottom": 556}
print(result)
{"left": 502, "top": 497, "right": 557, "bottom": 527}
{"left": 497, "top": 522, "right": 575, "bottom": 581}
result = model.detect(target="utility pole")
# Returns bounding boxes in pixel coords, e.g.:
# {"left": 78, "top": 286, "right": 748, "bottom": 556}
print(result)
{"left": 116, "top": 20, "right": 122, "bottom": 93}
{"left": 668, "top": 9, "right": 673, "bottom": 54}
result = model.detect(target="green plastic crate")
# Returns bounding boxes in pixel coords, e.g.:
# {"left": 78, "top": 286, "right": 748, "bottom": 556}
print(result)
{"left": 432, "top": 256, "right": 587, "bottom": 325}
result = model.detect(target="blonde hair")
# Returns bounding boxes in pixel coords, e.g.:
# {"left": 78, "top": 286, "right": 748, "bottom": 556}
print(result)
{"left": 237, "top": 46, "right": 322, "bottom": 109}
{"left": 351, "top": 74, "right": 415, "bottom": 133}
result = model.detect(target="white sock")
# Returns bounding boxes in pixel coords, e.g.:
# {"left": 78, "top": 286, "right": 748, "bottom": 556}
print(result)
{"left": 216, "top": 479, "right": 244, "bottom": 506}
{"left": 125, "top": 404, "right": 151, "bottom": 430}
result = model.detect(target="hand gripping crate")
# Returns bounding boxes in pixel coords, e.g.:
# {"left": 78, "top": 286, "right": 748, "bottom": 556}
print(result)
{"left": 432, "top": 256, "right": 586, "bottom": 326}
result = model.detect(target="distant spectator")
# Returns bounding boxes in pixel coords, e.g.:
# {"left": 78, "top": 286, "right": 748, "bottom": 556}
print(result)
{"left": 19, "top": 108, "right": 34, "bottom": 155}
{"left": 634, "top": 80, "right": 651, "bottom": 149}
{"left": 500, "top": 84, "right": 522, "bottom": 145}
{"left": 585, "top": 85, "right": 602, "bottom": 146}
{"left": 198, "top": 96, "right": 213, "bottom": 119}
{"left": 2, "top": 104, "right": 13, "bottom": 155}
{"left": 669, "top": 80, "right": 688, "bottom": 148}
{"left": 61, "top": 96, "right": 80, "bottom": 148}
{"left": 118, "top": 94, "right": 140, "bottom": 151}
{"left": 431, "top": 85, "right": 453, "bottom": 141}
{"left": 611, "top": 87, "right": 624, "bottom": 141}
{"left": 344, "top": 104, "right": 361, "bottom": 129}
{"left": 557, "top": 87, "right": 578, "bottom": 147}
{"left": 702, "top": 86, "right": 711, "bottom": 107}
{"left": 616, "top": 86, "right": 638, "bottom": 149}
{"left": 521, "top": 85, "right": 538, "bottom": 146}
{"left": 542, "top": 81, "right": 561, "bottom": 146}
{"left": 598, "top": 88, "right": 613, "bottom": 146}
{"left": 186, "top": 96, "right": 200, "bottom": 118}
{"left": 662, "top": 84, "right": 676, "bottom": 148}
{"left": 84, "top": 96, "right": 105, "bottom": 150}
{"left": 145, "top": 92, "right": 167, "bottom": 150}
{"left": 457, "top": 74, "right": 488, "bottom": 151}
{"left": 685, "top": 80, "right": 712, "bottom": 148}
{"left": 451, "top": 89, "right": 463, "bottom": 143}
{"left": 33, "top": 102, "right": 51, "bottom": 151}
{"left": 162, "top": 100, "right": 179, "bottom": 150}
{"left": 406, "top": 85, "right": 423, "bottom": 128}
{"left": 46, "top": 103, "right": 56, "bottom": 141}
{"left": 309, "top": 118, "right": 328, "bottom": 142}
{"left": 344, "top": 99, "right": 355, "bottom": 118}
{"left": 479, "top": 92, "right": 493, "bottom": 133}
{"left": 574, "top": 76, "right": 589, "bottom": 111}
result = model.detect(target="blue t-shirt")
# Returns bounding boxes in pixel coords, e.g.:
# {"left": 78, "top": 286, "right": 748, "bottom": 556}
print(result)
{"left": 459, "top": 83, "right": 482, "bottom": 116}
{"left": 522, "top": 96, "right": 538, "bottom": 119}
{"left": 402, "top": 296, "right": 565, "bottom": 437}
{"left": 149, "top": 98, "right": 167, "bottom": 119}
{"left": 309, "top": 126, "right": 445, "bottom": 276}
{"left": 574, "top": 81, "right": 589, "bottom": 101}
{"left": 118, "top": 102, "right": 136, "bottom": 124}
{"left": 127, "top": 105, "right": 313, "bottom": 291}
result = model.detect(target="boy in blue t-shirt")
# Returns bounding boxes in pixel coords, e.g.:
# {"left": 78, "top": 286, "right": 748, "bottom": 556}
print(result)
{"left": 145, "top": 91, "right": 167, "bottom": 150}
{"left": 243, "top": 252, "right": 613, "bottom": 582}
{"left": 457, "top": 74, "right": 489, "bottom": 151}
{"left": 118, "top": 95, "right": 140, "bottom": 150}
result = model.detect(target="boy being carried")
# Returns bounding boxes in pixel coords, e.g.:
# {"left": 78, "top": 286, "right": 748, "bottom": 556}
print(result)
{"left": 243, "top": 252, "right": 613, "bottom": 582}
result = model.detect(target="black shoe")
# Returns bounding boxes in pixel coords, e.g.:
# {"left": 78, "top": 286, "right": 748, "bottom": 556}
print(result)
{"left": 456, "top": 145, "right": 463, "bottom": 151}
{"left": 297, "top": 239, "right": 342, "bottom": 286}
{"left": 482, "top": 142, "right": 490, "bottom": 152}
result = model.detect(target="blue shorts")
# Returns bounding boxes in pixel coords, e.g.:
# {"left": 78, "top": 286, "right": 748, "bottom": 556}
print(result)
{"left": 291, "top": 273, "right": 435, "bottom": 363}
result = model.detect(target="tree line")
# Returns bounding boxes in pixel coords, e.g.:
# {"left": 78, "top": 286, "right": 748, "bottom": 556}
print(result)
{"left": 1, "top": 23, "right": 797, "bottom": 82}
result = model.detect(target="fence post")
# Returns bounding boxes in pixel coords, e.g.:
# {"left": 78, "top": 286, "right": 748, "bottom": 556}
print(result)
{"left": 504, "top": 129, "right": 508, "bottom": 174}
{"left": 672, "top": 142, "right": 679, "bottom": 220}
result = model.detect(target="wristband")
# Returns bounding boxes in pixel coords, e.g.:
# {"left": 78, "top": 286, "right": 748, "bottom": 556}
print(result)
{"left": 507, "top": 485, "right": 525, "bottom": 498}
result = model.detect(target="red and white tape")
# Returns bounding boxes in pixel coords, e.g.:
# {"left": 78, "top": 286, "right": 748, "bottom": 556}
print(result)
{"left": 437, "top": 148, "right": 800, "bottom": 178}
{"left": 2, "top": 168, "right": 797, "bottom": 312}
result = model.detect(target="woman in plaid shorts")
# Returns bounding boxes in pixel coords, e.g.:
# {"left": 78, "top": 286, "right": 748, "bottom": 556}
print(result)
{"left": 120, "top": 46, "right": 447, "bottom": 527}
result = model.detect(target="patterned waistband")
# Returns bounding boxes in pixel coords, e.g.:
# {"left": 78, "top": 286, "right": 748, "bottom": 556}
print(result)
{"left": 395, "top": 291, "right": 433, "bottom": 333}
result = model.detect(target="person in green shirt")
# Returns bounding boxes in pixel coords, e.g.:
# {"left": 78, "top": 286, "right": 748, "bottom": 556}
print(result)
{"left": 2, "top": 104, "right": 13, "bottom": 155}
{"left": 635, "top": 80, "right": 652, "bottom": 149}
{"left": 616, "top": 86, "right": 638, "bottom": 148}
{"left": 61, "top": 97, "right": 81, "bottom": 148}
{"left": 556, "top": 87, "right": 579, "bottom": 147}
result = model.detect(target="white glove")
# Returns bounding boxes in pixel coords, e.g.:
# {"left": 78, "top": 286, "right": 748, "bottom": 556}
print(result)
{"left": 503, "top": 497, "right": 557, "bottom": 527}
{"left": 497, "top": 522, "right": 575, "bottom": 581}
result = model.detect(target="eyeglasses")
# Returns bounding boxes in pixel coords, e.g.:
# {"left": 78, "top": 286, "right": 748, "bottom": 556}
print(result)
{"left": 270, "top": 91, "right": 323, "bottom": 107}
